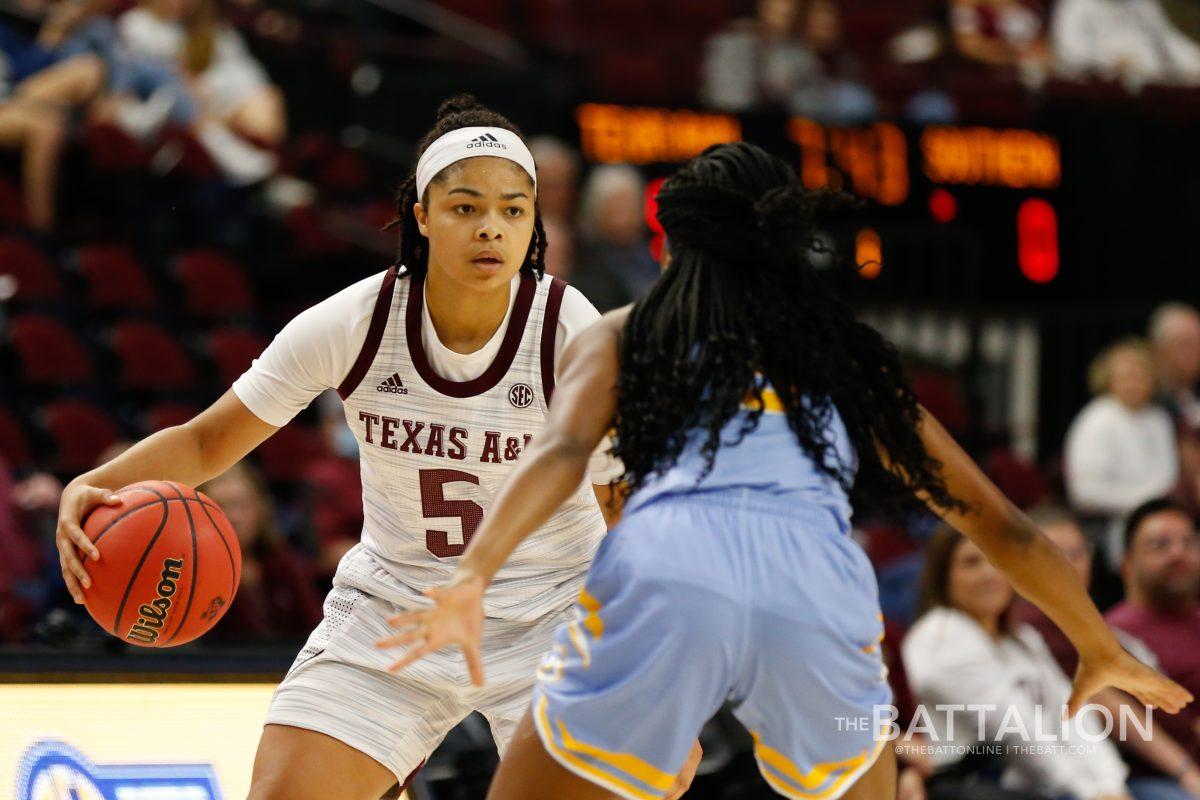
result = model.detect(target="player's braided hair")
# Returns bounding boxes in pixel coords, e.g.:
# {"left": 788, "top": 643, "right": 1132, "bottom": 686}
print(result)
{"left": 385, "top": 94, "right": 547, "bottom": 279}
{"left": 613, "top": 142, "right": 966, "bottom": 519}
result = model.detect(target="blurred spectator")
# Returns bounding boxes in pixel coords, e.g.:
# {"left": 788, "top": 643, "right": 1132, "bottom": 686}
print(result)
{"left": 700, "top": 0, "right": 875, "bottom": 122}
{"left": 1010, "top": 504, "right": 1200, "bottom": 799}
{"left": 117, "top": 0, "right": 285, "bottom": 180}
{"left": 1150, "top": 303, "right": 1200, "bottom": 432}
{"left": 572, "top": 164, "right": 659, "bottom": 312}
{"left": 904, "top": 525, "right": 1131, "bottom": 800}
{"left": 1107, "top": 499, "right": 1200, "bottom": 797}
{"left": 1065, "top": 338, "right": 1179, "bottom": 565}
{"left": 1052, "top": 0, "right": 1200, "bottom": 89}
{"left": 794, "top": 0, "right": 878, "bottom": 122}
{"left": 200, "top": 461, "right": 322, "bottom": 642}
{"left": 299, "top": 390, "right": 362, "bottom": 583}
{"left": 0, "top": 0, "right": 116, "bottom": 230}
{"left": 887, "top": 10, "right": 960, "bottom": 125}
{"left": 950, "top": 0, "right": 1051, "bottom": 86}
{"left": 528, "top": 135, "right": 581, "bottom": 280}
{"left": 0, "top": 0, "right": 286, "bottom": 230}
{"left": 0, "top": 456, "right": 43, "bottom": 641}
{"left": 1149, "top": 304, "right": 1200, "bottom": 518}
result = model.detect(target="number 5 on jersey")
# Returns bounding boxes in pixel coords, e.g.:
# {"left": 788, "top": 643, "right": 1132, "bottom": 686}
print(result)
{"left": 420, "top": 469, "right": 484, "bottom": 557}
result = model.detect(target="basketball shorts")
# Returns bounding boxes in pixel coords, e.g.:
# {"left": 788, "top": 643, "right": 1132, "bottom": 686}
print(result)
{"left": 265, "top": 584, "right": 565, "bottom": 787}
{"left": 533, "top": 491, "right": 893, "bottom": 800}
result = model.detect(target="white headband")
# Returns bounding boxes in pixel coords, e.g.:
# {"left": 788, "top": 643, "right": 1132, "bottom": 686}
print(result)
{"left": 415, "top": 126, "right": 537, "bottom": 199}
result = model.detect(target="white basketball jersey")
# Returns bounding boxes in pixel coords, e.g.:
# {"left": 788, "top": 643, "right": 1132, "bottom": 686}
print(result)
{"left": 332, "top": 266, "right": 607, "bottom": 621}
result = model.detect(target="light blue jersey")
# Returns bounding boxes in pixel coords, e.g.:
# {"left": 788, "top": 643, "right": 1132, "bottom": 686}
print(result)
{"left": 532, "top": 387, "right": 891, "bottom": 799}
{"left": 626, "top": 386, "right": 857, "bottom": 531}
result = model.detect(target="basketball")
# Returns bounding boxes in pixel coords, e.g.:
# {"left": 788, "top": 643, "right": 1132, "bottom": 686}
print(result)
{"left": 80, "top": 479, "right": 241, "bottom": 647}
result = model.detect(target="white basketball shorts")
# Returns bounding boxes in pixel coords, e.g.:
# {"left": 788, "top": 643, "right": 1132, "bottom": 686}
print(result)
{"left": 264, "top": 584, "right": 566, "bottom": 788}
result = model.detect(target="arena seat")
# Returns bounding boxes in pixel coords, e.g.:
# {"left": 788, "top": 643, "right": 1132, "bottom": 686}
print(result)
{"left": 42, "top": 398, "right": 121, "bottom": 475}
{"left": 143, "top": 401, "right": 201, "bottom": 433}
{"left": 77, "top": 245, "right": 159, "bottom": 312}
{"left": 0, "top": 237, "right": 61, "bottom": 305}
{"left": 256, "top": 423, "right": 328, "bottom": 483}
{"left": 206, "top": 327, "right": 269, "bottom": 386}
{"left": 0, "top": 405, "right": 33, "bottom": 472}
{"left": 175, "top": 249, "right": 255, "bottom": 318}
{"left": 0, "top": 174, "right": 27, "bottom": 227}
{"left": 80, "top": 120, "right": 149, "bottom": 174}
{"left": 434, "top": 0, "right": 514, "bottom": 33}
{"left": 110, "top": 320, "right": 197, "bottom": 392}
{"left": 6, "top": 313, "right": 93, "bottom": 386}
{"left": 985, "top": 447, "right": 1052, "bottom": 509}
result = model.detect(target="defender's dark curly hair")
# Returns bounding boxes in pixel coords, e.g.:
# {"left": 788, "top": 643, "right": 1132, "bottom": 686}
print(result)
{"left": 614, "top": 142, "right": 966, "bottom": 519}
{"left": 385, "top": 94, "right": 547, "bottom": 278}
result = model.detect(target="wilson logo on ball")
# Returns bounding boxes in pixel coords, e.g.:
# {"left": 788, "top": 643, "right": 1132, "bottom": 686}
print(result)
{"left": 126, "top": 557, "right": 184, "bottom": 644}
{"left": 508, "top": 383, "right": 533, "bottom": 408}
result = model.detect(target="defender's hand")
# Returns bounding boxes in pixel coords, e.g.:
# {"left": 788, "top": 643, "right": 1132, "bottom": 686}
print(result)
{"left": 1070, "top": 646, "right": 1192, "bottom": 718}
{"left": 377, "top": 572, "right": 487, "bottom": 685}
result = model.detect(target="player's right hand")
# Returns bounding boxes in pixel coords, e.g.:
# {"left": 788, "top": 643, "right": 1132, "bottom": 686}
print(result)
{"left": 377, "top": 571, "right": 487, "bottom": 685}
{"left": 56, "top": 481, "right": 119, "bottom": 604}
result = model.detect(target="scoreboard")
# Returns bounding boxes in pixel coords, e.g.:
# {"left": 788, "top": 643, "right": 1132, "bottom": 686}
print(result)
{"left": 573, "top": 102, "right": 1089, "bottom": 307}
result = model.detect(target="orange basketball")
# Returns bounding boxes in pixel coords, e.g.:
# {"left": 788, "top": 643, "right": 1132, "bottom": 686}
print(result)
{"left": 81, "top": 479, "right": 241, "bottom": 647}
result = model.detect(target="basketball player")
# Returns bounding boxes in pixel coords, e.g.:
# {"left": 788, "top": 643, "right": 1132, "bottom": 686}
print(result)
{"left": 381, "top": 142, "right": 1193, "bottom": 800}
{"left": 54, "top": 95, "right": 699, "bottom": 800}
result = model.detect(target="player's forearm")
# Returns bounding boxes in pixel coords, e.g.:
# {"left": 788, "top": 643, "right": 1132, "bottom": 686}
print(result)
{"left": 981, "top": 512, "right": 1120, "bottom": 662}
{"left": 459, "top": 435, "right": 593, "bottom": 585}
{"left": 73, "top": 424, "right": 215, "bottom": 492}
{"left": 921, "top": 412, "right": 1122, "bottom": 663}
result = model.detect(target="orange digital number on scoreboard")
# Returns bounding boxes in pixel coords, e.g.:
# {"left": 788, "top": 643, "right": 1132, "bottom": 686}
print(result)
{"left": 921, "top": 127, "right": 1060, "bottom": 189}
{"left": 787, "top": 119, "right": 909, "bottom": 206}
{"left": 576, "top": 103, "right": 742, "bottom": 165}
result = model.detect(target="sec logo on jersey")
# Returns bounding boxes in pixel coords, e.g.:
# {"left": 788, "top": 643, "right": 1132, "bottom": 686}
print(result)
{"left": 508, "top": 383, "right": 534, "bottom": 408}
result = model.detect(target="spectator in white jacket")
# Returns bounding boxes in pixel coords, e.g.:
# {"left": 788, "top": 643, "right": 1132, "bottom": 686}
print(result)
{"left": 1052, "top": 0, "right": 1200, "bottom": 90}
{"left": 903, "top": 526, "right": 1132, "bottom": 800}
{"left": 1066, "top": 338, "right": 1180, "bottom": 565}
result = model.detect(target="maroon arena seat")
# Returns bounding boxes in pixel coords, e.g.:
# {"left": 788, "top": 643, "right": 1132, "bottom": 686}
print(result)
{"left": 81, "top": 120, "right": 149, "bottom": 174}
{"left": 175, "top": 249, "right": 255, "bottom": 318}
{"left": 7, "top": 313, "right": 93, "bottom": 385}
{"left": 0, "top": 406, "right": 33, "bottom": 472}
{"left": 77, "top": 244, "right": 159, "bottom": 312}
{"left": 256, "top": 423, "right": 327, "bottom": 483}
{"left": 143, "top": 401, "right": 200, "bottom": 433}
{"left": 0, "top": 174, "right": 27, "bottom": 227}
{"left": 42, "top": 398, "right": 120, "bottom": 475}
{"left": 110, "top": 320, "right": 197, "bottom": 391}
{"left": 0, "top": 238, "right": 62, "bottom": 304}
{"left": 207, "top": 327, "right": 269, "bottom": 386}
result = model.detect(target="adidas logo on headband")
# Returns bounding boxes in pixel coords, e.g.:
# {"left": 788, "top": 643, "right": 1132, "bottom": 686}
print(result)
{"left": 467, "top": 133, "right": 507, "bottom": 150}
{"left": 415, "top": 126, "right": 535, "bottom": 198}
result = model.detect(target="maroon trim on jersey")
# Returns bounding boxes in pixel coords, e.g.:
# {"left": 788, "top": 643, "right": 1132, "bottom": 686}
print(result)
{"left": 337, "top": 266, "right": 399, "bottom": 399}
{"left": 539, "top": 277, "right": 567, "bottom": 406}
{"left": 406, "top": 269, "right": 536, "bottom": 398}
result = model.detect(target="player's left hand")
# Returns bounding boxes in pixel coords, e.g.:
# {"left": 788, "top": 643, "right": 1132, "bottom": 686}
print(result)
{"left": 376, "top": 571, "right": 487, "bottom": 686}
{"left": 666, "top": 739, "right": 703, "bottom": 800}
{"left": 1070, "top": 645, "right": 1192, "bottom": 718}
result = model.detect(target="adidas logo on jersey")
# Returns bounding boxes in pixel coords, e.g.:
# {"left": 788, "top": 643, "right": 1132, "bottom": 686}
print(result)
{"left": 466, "top": 132, "right": 506, "bottom": 150}
{"left": 376, "top": 373, "right": 409, "bottom": 395}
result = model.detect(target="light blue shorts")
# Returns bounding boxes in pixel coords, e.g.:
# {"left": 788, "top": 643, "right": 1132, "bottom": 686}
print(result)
{"left": 532, "top": 491, "right": 892, "bottom": 800}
